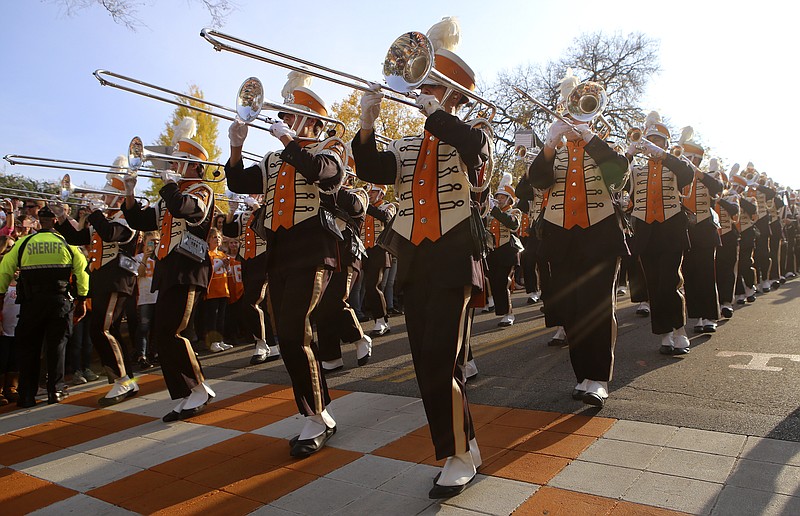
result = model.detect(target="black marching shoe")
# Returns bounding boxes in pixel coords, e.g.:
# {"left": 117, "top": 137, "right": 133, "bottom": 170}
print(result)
{"left": 571, "top": 388, "right": 585, "bottom": 401}
{"left": 428, "top": 476, "right": 476, "bottom": 499}
{"left": 548, "top": 337, "right": 567, "bottom": 347}
{"left": 721, "top": 306, "right": 734, "bottom": 318}
{"left": 746, "top": 294, "right": 757, "bottom": 303}
{"left": 48, "top": 391, "right": 68, "bottom": 404}
{"left": 290, "top": 425, "right": 336, "bottom": 458}
{"left": 659, "top": 345, "right": 674, "bottom": 355}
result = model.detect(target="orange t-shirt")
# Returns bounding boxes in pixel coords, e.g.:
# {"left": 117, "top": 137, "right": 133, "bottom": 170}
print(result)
{"left": 206, "top": 249, "right": 230, "bottom": 300}
{"left": 226, "top": 256, "right": 244, "bottom": 304}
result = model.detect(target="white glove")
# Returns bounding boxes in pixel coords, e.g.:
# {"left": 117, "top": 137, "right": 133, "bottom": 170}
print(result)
{"left": 545, "top": 119, "right": 571, "bottom": 148}
{"left": 161, "top": 169, "right": 180, "bottom": 185}
{"left": 639, "top": 139, "right": 666, "bottom": 159}
{"left": 49, "top": 202, "right": 66, "bottom": 219}
{"left": 488, "top": 196, "right": 498, "bottom": 211}
{"left": 415, "top": 94, "right": 443, "bottom": 116}
{"left": 227, "top": 199, "right": 239, "bottom": 213}
{"left": 88, "top": 199, "right": 106, "bottom": 213}
{"left": 268, "top": 121, "right": 296, "bottom": 140}
{"left": 123, "top": 174, "right": 137, "bottom": 196}
{"left": 360, "top": 90, "right": 383, "bottom": 131}
{"left": 573, "top": 124, "right": 594, "bottom": 143}
{"left": 228, "top": 120, "right": 249, "bottom": 148}
{"left": 243, "top": 196, "right": 260, "bottom": 209}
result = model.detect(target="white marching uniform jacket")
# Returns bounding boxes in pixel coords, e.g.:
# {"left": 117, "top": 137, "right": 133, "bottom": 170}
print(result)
{"left": 630, "top": 157, "right": 692, "bottom": 223}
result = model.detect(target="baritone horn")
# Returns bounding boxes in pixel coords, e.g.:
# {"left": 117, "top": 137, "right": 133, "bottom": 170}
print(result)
{"left": 200, "top": 28, "right": 496, "bottom": 121}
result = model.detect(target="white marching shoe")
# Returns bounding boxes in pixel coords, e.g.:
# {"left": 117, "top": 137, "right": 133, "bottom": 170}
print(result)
{"left": 430, "top": 448, "right": 477, "bottom": 499}
{"left": 250, "top": 340, "right": 280, "bottom": 365}
{"left": 465, "top": 359, "right": 478, "bottom": 381}
{"left": 290, "top": 409, "right": 337, "bottom": 458}
{"left": 672, "top": 327, "right": 690, "bottom": 355}
{"left": 370, "top": 319, "right": 390, "bottom": 337}
{"left": 321, "top": 358, "right": 344, "bottom": 372}
{"left": 498, "top": 313, "right": 515, "bottom": 327}
{"left": 582, "top": 380, "right": 609, "bottom": 407}
{"left": 99, "top": 375, "right": 138, "bottom": 406}
{"left": 355, "top": 335, "right": 373, "bottom": 366}
{"left": 162, "top": 382, "right": 215, "bottom": 422}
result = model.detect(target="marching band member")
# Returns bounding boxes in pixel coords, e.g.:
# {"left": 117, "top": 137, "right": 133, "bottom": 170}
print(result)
{"left": 516, "top": 189, "right": 544, "bottom": 305}
{"left": 122, "top": 135, "right": 217, "bottom": 422}
{"left": 730, "top": 171, "right": 759, "bottom": 303}
{"left": 678, "top": 130, "right": 724, "bottom": 333}
{"left": 626, "top": 112, "right": 694, "bottom": 355}
{"left": 783, "top": 190, "right": 799, "bottom": 278}
{"left": 54, "top": 161, "right": 141, "bottom": 405}
{"left": 743, "top": 163, "right": 776, "bottom": 293}
{"left": 361, "top": 184, "right": 397, "bottom": 337}
{"left": 486, "top": 173, "right": 522, "bottom": 327}
{"left": 222, "top": 195, "right": 281, "bottom": 364}
{"left": 315, "top": 164, "right": 372, "bottom": 371}
{"left": 226, "top": 72, "right": 345, "bottom": 458}
{"left": 764, "top": 176, "right": 785, "bottom": 288}
{"left": 520, "top": 70, "right": 629, "bottom": 406}
{"left": 714, "top": 168, "right": 740, "bottom": 319}
{"left": 352, "top": 17, "right": 491, "bottom": 498}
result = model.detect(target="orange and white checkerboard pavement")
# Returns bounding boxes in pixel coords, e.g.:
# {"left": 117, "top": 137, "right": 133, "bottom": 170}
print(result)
{"left": 2, "top": 374, "right": 795, "bottom": 515}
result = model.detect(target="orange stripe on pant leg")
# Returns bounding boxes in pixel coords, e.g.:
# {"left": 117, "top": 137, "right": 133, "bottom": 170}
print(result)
{"left": 102, "top": 292, "right": 127, "bottom": 378}
{"left": 177, "top": 288, "right": 205, "bottom": 385}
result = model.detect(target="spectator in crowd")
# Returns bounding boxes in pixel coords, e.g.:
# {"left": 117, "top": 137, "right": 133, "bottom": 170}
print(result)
{"left": 0, "top": 236, "right": 19, "bottom": 405}
{"left": 134, "top": 231, "right": 160, "bottom": 368}
{"left": 205, "top": 228, "right": 231, "bottom": 352}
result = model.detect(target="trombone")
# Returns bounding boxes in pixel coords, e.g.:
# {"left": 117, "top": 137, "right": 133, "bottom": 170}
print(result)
{"left": 0, "top": 187, "right": 84, "bottom": 207}
{"left": 4, "top": 153, "right": 159, "bottom": 177}
{"left": 200, "top": 28, "right": 496, "bottom": 122}
{"left": 513, "top": 81, "right": 608, "bottom": 130}
{"left": 94, "top": 70, "right": 346, "bottom": 139}
{"left": 126, "top": 136, "right": 226, "bottom": 183}
{"left": 60, "top": 174, "right": 150, "bottom": 206}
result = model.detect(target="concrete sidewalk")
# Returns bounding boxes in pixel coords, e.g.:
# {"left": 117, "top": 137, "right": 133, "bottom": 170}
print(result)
{"left": 2, "top": 374, "right": 799, "bottom": 515}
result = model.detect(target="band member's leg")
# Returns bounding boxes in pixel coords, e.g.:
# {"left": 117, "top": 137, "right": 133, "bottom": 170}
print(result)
{"left": 640, "top": 250, "right": 686, "bottom": 335}
{"left": 89, "top": 290, "right": 129, "bottom": 379}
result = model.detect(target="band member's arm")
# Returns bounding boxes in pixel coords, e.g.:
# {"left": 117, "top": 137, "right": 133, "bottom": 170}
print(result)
{"left": 584, "top": 137, "right": 630, "bottom": 189}
{"left": 87, "top": 210, "right": 135, "bottom": 243}
{"left": 280, "top": 141, "right": 343, "bottom": 193}
{"left": 740, "top": 197, "right": 757, "bottom": 215}
{"left": 756, "top": 185, "right": 777, "bottom": 200}
{"left": 121, "top": 202, "right": 158, "bottom": 232}
{"left": 698, "top": 173, "right": 724, "bottom": 197}
{"left": 159, "top": 182, "right": 211, "bottom": 222}
{"left": 366, "top": 204, "right": 392, "bottom": 224}
{"left": 663, "top": 154, "right": 695, "bottom": 189}
{"left": 54, "top": 218, "right": 91, "bottom": 246}
{"left": 515, "top": 177, "right": 535, "bottom": 202}
{"left": 224, "top": 160, "right": 266, "bottom": 194}
{"left": 351, "top": 132, "right": 398, "bottom": 185}
{"left": 424, "top": 110, "right": 491, "bottom": 182}
{"left": 222, "top": 213, "right": 243, "bottom": 239}
{"left": 528, "top": 150, "right": 557, "bottom": 190}
{"left": 718, "top": 198, "right": 740, "bottom": 216}
{"left": 775, "top": 195, "right": 785, "bottom": 208}
{"left": 490, "top": 207, "right": 521, "bottom": 231}
{"left": 337, "top": 190, "right": 367, "bottom": 233}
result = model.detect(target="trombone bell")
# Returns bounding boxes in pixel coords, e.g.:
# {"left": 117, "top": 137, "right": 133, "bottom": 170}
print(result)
{"left": 627, "top": 127, "right": 643, "bottom": 143}
{"left": 565, "top": 81, "right": 607, "bottom": 123}
{"left": 383, "top": 32, "right": 435, "bottom": 93}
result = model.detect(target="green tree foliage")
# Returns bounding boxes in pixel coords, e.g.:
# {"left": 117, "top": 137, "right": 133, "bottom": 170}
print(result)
{"left": 141, "top": 85, "right": 227, "bottom": 210}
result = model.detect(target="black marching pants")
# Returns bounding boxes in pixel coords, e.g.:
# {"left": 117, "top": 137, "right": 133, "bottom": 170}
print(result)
{"left": 640, "top": 250, "right": 686, "bottom": 335}
{"left": 241, "top": 254, "right": 276, "bottom": 346}
{"left": 154, "top": 284, "right": 206, "bottom": 400}
{"left": 736, "top": 228, "right": 757, "bottom": 294}
{"left": 89, "top": 289, "right": 131, "bottom": 380}
{"left": 316, "top": 266, "right": 365, "bottom": 362}
{"left": 753, "top": 220, "right": 772, "bottom": 283}
{"left": 769, "top": 221, "right": 783, "bottom": 280}
{"left": 267, "top": 266, "right": 331, "bottom": 416}
{"left": 362, "top": 249, "right": 389, "bottom": 321}
{"left": 683, "top": 246, "right": 720, "bottom": 320}
{"left": 716, "top": 232, "right": 739, "bottom": 305}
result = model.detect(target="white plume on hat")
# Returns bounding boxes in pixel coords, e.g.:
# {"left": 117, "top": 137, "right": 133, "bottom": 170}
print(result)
{"left": 746, "top": 161, "right": 755, "bottom": 169}
{"left": 644, "top": 111, "right": 661, "bottom": 130}
{"left": 679, "top": 126, "right": 694, "bottom": 145}
{"left": 730, "top": 163, "right": 740, "bottom": 176}
{"left": 497, "top": 172, "right": 513, "bottom": 191}
{"left": 558, "top": 68, "right": 580, "bottom": 103}
{"left": 171, "top": 117, "right": 197, "bottom": 146}
{"left": 427, "top": 17, "right": 461, "bottom": 52}
{"left": 281, "top": 69, "right": 314, "bottom": 102}
{"left": 708, "top": 158, "right": 720, "bottom": 173}
{"left": 109, "top": 155, "right": 128, "bottom": 174}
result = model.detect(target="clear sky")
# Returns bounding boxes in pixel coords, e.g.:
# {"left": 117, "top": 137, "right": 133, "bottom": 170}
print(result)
{"left": 1, "top": 0, "right": 796, "bottom": 192}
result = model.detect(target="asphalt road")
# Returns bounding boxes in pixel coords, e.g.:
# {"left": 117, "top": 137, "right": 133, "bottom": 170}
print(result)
{"left": 201, "top": 278, "right": 800, "bottom": 442}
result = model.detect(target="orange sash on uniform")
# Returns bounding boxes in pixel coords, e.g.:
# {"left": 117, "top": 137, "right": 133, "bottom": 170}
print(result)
{"left": 410, "top": 131, "right": 443, "bottom": 245}
{"left": 645, "top": 159, "right": 665, "bottom": 223}
{"left": 563, "top": 140, "right": 590, "bottom": 229}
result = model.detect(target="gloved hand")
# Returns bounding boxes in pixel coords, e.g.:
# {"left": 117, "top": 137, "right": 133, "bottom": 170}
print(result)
{"left": 243, "top": 196, "right": 260, "bottom": 209}
{"left": 488, "top": 196, "right": 498, "bottom": 211}
{"left": 49, "top": 202, "right": 66, "bottom": 220}
{"left": 88, "top": 199, "right": 106, "bottom": 213}
{"left": 360, "top": 90, "right": 383, "bottom": 131}
{"left": 415, "top": 94, "right": 443, "bottom": 116}
{"left": 545, "top": 119, "right": 572, "bottom": 148}
{"left": 227, "top": 198, "right": 239, "bottom": 213}
{"left": 161, "top": 169, "right": 180, "bottom": 185}
{"left": 269, "top": 121, "right": 296, "bottom": 140}
{"left": 228, "top": 120, "right": 249, "bottom": 148}
{"left": 123, "top": 173, "right": 137, "bottom": 196}
{"left": 573, "top": 124, "right": 594, "bottom": 143}
{"left": 639, "top": 139, "right": 666, "bottom": 159}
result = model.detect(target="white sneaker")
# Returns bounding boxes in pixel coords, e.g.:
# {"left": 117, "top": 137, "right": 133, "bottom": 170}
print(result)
{"left": 355, "top": 335, "right": 373, "bottom": 366}
{"left": 370, "top": 319, "right": 390, "bottom": 337}
{"left": 498, "top": 314, "right": 515, "bottom": 327}
{"left": 322, "top": 358, "right": 344, "bottom": 371}
{"left": 219, "top": 342, "right": 233, "bottom": 350}
{"left": 209, "top": 342, "right": 225, "bottom": 353}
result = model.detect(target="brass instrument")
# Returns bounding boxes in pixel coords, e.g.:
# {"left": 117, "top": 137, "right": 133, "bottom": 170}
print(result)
{"left": 514, "top": 80, "right": 607, "bottom": 133}
{"left": 671, "top": 145, "right": 684, "bottom": 157}
{"left": 127, "top": 137, "right": 226, "bottom": 183}
{"left": 0, "top": 187, "right": 84, "bottom": 207}
{"left": 627, "top": 127, "right": 643, "bottom": 143}
{"left": 60, "top": 174, "right": 149, "bottom": 206}
{"left": 94, "top": 70, "right": 346, "bottom": 139}
{"left": 4, "top": 153, "right": 159, "bottom": 177}
{"left": 200, "top": 28, "right": 497, "bottom": 121}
